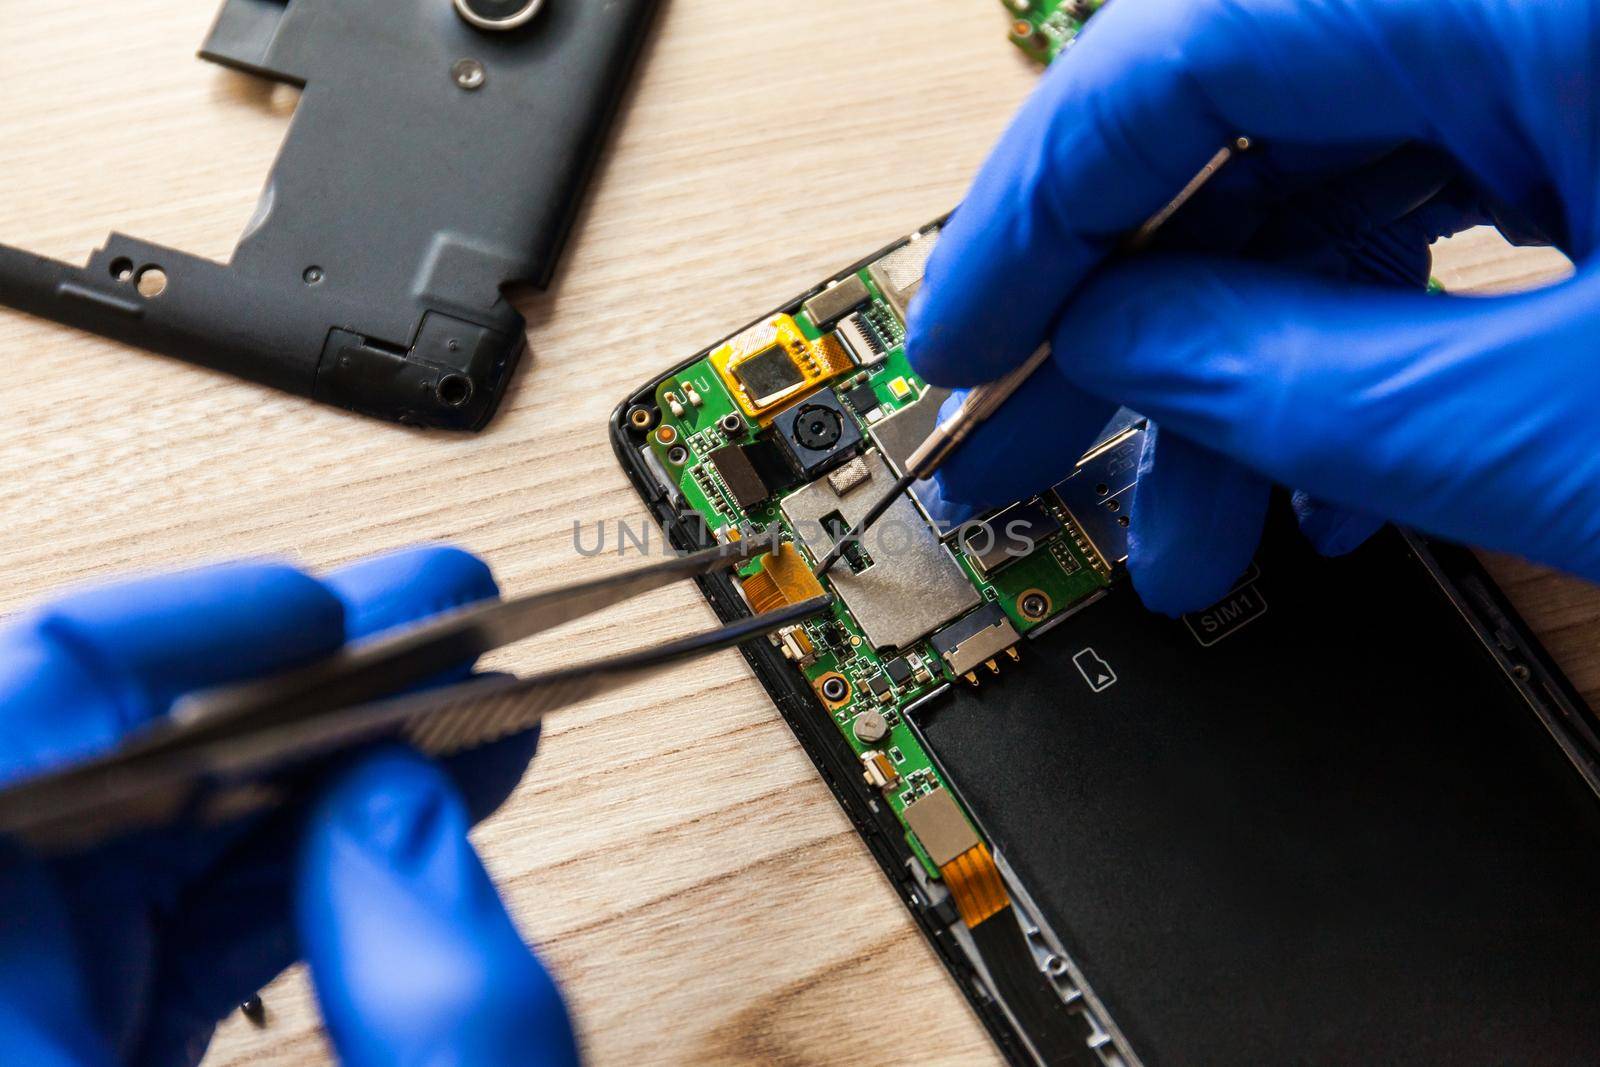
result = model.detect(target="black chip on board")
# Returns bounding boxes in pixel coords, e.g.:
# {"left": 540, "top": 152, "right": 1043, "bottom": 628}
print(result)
{"left": 707, "top": 444, "right": 770, "bottom": 509}
{"left": 868, "top": 676, "right": 892, "bottom": 698}
{"left": 844, "top": 383, "right": 880, "bottom": 415}
{"left": 885, "top": 657, "right": 913, "bottom": 686}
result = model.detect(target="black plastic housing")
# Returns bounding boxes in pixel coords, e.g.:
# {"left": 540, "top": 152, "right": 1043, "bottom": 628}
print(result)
{"left": 0, "top": 0, "right": 662, "bottom": 429}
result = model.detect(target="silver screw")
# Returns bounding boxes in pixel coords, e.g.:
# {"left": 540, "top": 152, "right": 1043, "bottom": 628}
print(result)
{"left": 452, "top": 59, "right": 486, "bottom": 91}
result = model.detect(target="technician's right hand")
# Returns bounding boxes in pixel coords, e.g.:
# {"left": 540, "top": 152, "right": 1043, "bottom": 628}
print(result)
{"left": 909, "top": 0, "right": 1600, "bottom": 614}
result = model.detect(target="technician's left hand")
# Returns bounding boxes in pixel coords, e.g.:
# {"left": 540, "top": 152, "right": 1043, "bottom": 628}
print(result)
{"left": 0, "top": 547, "right": 579, "bottom": 1067}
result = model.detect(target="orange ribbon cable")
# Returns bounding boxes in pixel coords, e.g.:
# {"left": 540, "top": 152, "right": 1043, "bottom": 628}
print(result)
{"left": 940, "top": 841, "right": 1010, "bottom": 928}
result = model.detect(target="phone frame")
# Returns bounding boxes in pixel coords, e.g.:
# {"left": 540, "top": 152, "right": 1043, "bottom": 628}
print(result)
{"left": 609, "top": 228, "right": 1600, "bottom": 1066}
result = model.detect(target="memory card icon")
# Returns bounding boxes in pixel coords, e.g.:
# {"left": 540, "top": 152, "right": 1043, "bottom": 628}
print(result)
{"left": 1073, "top": 647, "right": 1117, "bottom": 693}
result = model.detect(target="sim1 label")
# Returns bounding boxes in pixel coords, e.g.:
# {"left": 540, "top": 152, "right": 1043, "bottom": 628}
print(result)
{"left": 1183, "top": 565, "right": 1268, "bottom": 647}
{"left": 1073, "top": 648, "right": 1118, "bottom": 693}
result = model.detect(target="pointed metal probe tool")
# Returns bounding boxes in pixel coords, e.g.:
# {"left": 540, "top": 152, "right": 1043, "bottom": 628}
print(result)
{"left": 814, "top": 137, "right": 1253, "bottom": 577}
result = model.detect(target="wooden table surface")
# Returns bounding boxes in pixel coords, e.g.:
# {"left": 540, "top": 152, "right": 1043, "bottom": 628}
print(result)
{"left": 0, "top": 4, "right": 1590, "bottom": 1065}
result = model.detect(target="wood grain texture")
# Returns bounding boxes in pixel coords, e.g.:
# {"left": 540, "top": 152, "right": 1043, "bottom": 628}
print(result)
{"left": 0, "top": 5, "right": 1593, "bottom": 1067}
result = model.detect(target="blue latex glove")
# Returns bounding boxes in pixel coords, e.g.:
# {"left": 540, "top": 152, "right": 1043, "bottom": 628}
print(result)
{"left": 909, "top": 0, "right": 1600, "bottom": 614}
{"left": 0, "top": 547, "right": 577, "bottom": 1067}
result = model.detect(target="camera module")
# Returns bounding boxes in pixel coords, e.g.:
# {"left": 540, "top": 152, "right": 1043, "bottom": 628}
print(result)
{"left": 794, "top": 404, "right": 843, "bottom": 451}
{"left": 773, "top": 389, "right": 862, "bottom": 480}
{"left": 454, "top": 0, "right": 545, "bottom": 31}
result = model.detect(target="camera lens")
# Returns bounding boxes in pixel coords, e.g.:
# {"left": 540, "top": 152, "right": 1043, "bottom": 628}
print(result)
{"left": 793, "top": 404, "right": 843, "bottom": 451}
{"left": 454, "top": 0, "right": 544, "bottom": 31}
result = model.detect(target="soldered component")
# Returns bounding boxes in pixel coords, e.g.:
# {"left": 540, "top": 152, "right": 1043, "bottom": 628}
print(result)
{"left": 818, "top": 620, "right": 851, "bottom": 651}
{"left": 739, "top": 543, "right": 827, "bottom": 615}
{"left": 682, "top": 382, "right": 703, "bottom": 407}
{"left": 826, "top": 455, "right": 872, "bottom": 497}
{"left": 842, "top": 382, "right": 879, "bottom": 416}
{"left": 781, "top": 449, "right": 979, "bottom": 650}
{"left": 1052, "top": 421, "right": 1148, "bottom": 572}
{"left": 690, "top": 464, "right": 730, "bottom": 517}
{"left": 775, "top": 625, "right": 815, "bottom": 665}
{"left": 866, "top": 386, "right": 951, "bottom": 505}
{"left": 707, "top": 444, "right": 770, "bottom": 509}
{"left": 852, "top": 708, "right": 890, "bottom": 744}
{"left": 866, "top": 233, "right": 936, "bottom": 323}
{"left": 801, "top": 274, "right": 871, "bottom": 328}
{"left": 772, "top": 389, "right": 863, "bottom": 480}
{"left": 836, "top": 311, "right": 887, "bottom": 367}
{"left": 867, "top": 676, "right": 893, "bottom": 703}
{"left": 733, "top": 346, "right": 802, "bottom": 401}
{"left": 665, "top": 391, "right": 685, "bottom": 418}
{"left": 739, "top": 437, "right": 805, "bottom": 496}
{"left": 959, "top": 499, "right": 1062, "bottom": 576}
{"left": 639, "top": 445, "right": 682, "bottom": 505}
{"left": 710, "top": 314, "right": 853, "bottom": 423}
{"left": 884, "top": 657, "right": 913, "bottom": 687}
{"left": 930, "top": 603, "right": 1021, "bottom": 682}
{"left": 861, "top": 749, "right": 899, "bottom": 790}
{"left": 903, "top": 787, "right": 980, "bottom": 867}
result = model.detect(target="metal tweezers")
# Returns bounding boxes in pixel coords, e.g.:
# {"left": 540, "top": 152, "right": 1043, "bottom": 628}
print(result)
{"left": 0, "top": 540, "right": 827, "bottom": 854}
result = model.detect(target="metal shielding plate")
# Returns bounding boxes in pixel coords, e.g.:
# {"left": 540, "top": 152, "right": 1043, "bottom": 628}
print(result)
{"left": 868, "top": 386, "right": 950, "bottom": 477}
{"left": 801, "top": 274, "right": 871, "bottom": 328}
{"left": 1052, "top": 422, "right": 1148, "bottom": 568}
{"left": 867, "top": 233, "right": 938, "bottom": 321}
{"left": 782, "top": 450, "right": 979, "bottom": 649}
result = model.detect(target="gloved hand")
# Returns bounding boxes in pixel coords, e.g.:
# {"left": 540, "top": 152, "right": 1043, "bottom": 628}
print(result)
{"left": 0, "top": 547, "right": 577, "bottom": 1067}
{"left": 909, "top": 0, "right": 1600, "bottom": 614}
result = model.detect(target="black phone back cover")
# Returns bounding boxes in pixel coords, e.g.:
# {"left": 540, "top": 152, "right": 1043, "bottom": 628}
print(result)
{"left": 0, "top": 0, "right": 663, "bottom": 430}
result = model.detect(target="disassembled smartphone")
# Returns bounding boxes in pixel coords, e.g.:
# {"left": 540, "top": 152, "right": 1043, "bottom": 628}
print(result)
{"left": 612, "top": 225, "right": 1600, "bottom": 1064}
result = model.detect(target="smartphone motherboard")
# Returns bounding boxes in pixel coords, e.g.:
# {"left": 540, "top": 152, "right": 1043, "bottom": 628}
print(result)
{"left": 614, "top": 225, "right": 1136, "bottom": 1062}
{"left": 613, "top": 226, "right": 1600, "bottom": 1066}
{"left": 618, "top": 221, "right": 1133, "bottom": 920}
{"left": 609, "top": 5, "right": 1600, "bottom": 1062}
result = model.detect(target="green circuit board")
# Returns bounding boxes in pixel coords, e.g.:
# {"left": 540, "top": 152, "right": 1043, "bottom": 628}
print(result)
{"left": 1002, "top": 0, "right": 1105, "bottom": 64}
{"left": 622, "top": 0, "right": 1125, "bottom": 892}
{"left": 635, "top": 233, "right": 1119, "bottom": 877}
